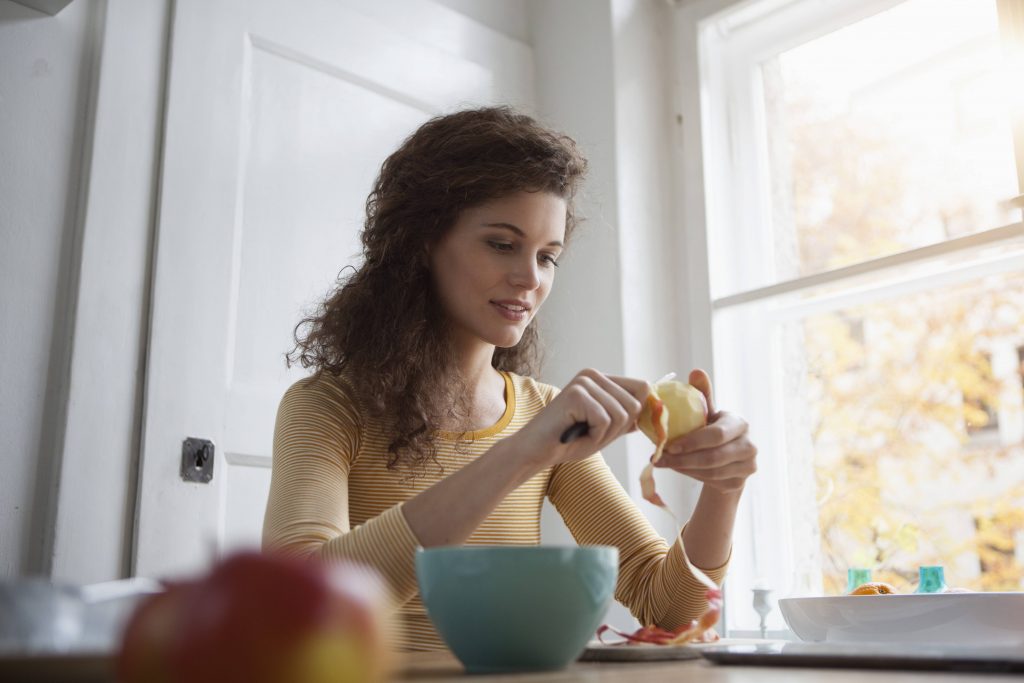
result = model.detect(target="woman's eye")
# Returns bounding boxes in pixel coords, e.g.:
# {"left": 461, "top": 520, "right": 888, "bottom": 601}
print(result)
{"left": 488, "top": 241, "right": 559, "bottom": 268}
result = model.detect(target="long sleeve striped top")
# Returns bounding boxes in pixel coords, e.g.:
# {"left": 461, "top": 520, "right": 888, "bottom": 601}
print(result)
{"left": 261, "top": 369, "right": 728, "bottom": 651}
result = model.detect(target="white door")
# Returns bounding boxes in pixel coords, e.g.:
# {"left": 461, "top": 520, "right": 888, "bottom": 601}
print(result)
{"left": 135, "top": 0, "right": 534, "bottom": 579}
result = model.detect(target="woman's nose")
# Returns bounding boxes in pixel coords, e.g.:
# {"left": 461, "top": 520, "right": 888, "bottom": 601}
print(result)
{"left": 508, "top": 256, "right": 542, "bottom": 290}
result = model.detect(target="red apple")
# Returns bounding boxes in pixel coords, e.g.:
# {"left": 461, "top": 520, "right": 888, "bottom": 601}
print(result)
{"left": 116, "top": 579, "right": 197, "bottom": 683}
{"left": 117, "top": 551, "right": 391, "bottom": 683}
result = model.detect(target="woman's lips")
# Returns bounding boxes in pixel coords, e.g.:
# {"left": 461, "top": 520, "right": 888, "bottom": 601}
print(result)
{"left": 491, "top": 302, "right": 528, "bottom": 322}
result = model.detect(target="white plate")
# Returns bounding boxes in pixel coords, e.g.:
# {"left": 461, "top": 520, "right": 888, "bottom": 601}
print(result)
{"left": 779, "top": 592, "right": 1024, "bottom": 646}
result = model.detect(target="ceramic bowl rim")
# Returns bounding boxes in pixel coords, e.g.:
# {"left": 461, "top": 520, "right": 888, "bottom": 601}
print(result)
{"left": 417, "top": 544, "right": 618, "bottom": 557}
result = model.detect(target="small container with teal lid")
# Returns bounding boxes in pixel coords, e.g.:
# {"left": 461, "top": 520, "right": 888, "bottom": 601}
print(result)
{"left": 914, "top": 565, "right": 948, "bottom": 593}
{"left": 845, "top": 567, "right": 872, "bottom": 593}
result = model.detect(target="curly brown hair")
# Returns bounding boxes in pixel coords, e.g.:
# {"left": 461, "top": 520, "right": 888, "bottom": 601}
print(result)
{"left": 287, "top": 106, "right": 588, "bottom": 474}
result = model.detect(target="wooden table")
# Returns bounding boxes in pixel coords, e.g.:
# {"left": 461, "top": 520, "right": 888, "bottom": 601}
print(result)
{"left": 3, "top": 646, "right": 1018, "bottom": 682}
{"left": 397, "top": 649, "right": 1022, "bottom": 682}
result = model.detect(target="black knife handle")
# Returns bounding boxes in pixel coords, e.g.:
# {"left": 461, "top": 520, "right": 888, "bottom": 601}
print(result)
{"left": 559, "top": 421, "right": 589, "bottom": 444}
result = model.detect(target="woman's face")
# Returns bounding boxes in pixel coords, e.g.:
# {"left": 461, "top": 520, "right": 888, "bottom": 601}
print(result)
{"left": 428, "top": 191, "right": 567, "bottom": 350}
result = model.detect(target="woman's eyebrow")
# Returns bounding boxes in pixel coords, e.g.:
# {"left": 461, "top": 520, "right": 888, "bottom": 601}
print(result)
{"left": 481, "top": 222, "right": 564, "bottom": 248}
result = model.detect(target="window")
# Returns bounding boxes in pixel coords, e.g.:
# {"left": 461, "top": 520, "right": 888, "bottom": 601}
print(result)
{"left": 690, "top": 0, "right": 1024, "bottom": 634}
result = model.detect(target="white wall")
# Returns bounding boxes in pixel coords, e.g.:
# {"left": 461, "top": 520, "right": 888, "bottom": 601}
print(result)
{"left": 529, "top": 0, "right": 635, "bottom": 631}
{"left": 1, "top": 0, "right": 694, "bottom": 609}
{"left": 610, "top": 0, "right": 706, "bottom": 528}
{"left": 529, "top": 0, "right": 624, "bottom": 446}
{"left": 0, "top": 0, "right": 543, "bottom": 583}
{"left": 0, "top": 0, "right": 102, "bottom": 578}
{"left": 48, "top": 0, "right": 169, "bottom": 583}
{"left": 530, "top": 0, "right": 703, "bottom": 515}
{"left": 431, "top": 0, "right": 530, "bottom": 43}
{"left": 0, "top": 0, "right": 170, "bottom": 582}
{"left": 529, "top": 0, "right": 702, "bottom": 630}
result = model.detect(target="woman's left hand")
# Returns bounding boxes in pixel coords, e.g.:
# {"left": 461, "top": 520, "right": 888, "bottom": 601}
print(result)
{"left": 651, "top": 369, "right": 757, "bottom": 494}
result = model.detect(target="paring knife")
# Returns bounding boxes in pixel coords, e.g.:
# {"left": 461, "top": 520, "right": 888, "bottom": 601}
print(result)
{"left": 559, "top": 372, "right": 677, "bottom": 443}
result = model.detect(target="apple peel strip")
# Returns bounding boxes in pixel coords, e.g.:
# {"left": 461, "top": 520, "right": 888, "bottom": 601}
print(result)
{"left": 639, "top": 393, "right": 717, "bottom": 592}
{"left": 595, "top": 386, "right": 722, "bottom": 647}
{"left": 595, "top": 590, "right": 722, "bottom": 646}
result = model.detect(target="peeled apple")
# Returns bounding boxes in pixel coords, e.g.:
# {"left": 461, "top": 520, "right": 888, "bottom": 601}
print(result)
{"left": 633, "top": 377, "right": 721, "bottom": 614}
{"left": 637, "top": 380, "right": 709, "bottom": 463}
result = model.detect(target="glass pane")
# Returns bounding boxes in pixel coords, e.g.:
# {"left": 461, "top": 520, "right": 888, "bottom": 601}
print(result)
{"left": 764, "top": 0, "right": 1019, "bottom": 281}
{"left": 788, "top": 270, "right": 1024, "bottom": 594}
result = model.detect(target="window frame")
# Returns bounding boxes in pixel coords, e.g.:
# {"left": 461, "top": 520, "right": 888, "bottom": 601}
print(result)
{"left": 673, "top": 0, "right": 1024, "bottom": 636}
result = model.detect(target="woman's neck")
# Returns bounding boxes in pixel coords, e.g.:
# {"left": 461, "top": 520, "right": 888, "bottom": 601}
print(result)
{"left": 450, "top": 335, "right": 500, "bottom": 394}
{"left": 447, "top": 340, "right": 506, "bottom": 430}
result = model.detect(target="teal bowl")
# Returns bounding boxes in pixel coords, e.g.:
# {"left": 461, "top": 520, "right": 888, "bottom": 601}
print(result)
{"left": 415, "top": 545, "right": 618, "bottom": 673}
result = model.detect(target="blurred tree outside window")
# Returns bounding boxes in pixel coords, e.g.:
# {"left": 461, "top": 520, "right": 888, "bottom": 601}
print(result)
{"left": 701, "top": 0, "right": 1024, "bottom": 632}
{"left": 769, "top": 0, "right": 1024, "bottom": 595}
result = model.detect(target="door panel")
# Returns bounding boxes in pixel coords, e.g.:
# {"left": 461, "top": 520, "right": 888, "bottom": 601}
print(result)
{"left": 136, "top": 0, "right": 533, "bottom": 579}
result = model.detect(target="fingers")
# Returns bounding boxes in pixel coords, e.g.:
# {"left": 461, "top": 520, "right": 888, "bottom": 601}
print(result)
{"left": 561, "top": 370, "right": 647, "bottom": 446}
{"left": 604, "top": 374, "right": 650, "bottom": 433}
{"left": 603, "top": 374, "right": 653, "bottom": 404}
{"left": 654, "top": 437, "right": 757, "bottom": 472}
{"left": 562, "top": 383, "right": 613, "bottom": 443}
{"left": 574, "top": 377, "right": 625, "bottom": 443}
{"left": 541, "top": 369, "right": 653, "bottom": 462}
{"left": 653, "top": 436, "right": 756, "bottom": 493}
{"left": 582, "top": 370, "right": 645, "bottom": 420}
{"left": 574, "top": 375, "right": 636, "bottom": 441}
{"left": 665, "top": 411, "right": 747, "bottom": 454}
{"left": 688, "top": 368, "right": 716, "bottom": 417}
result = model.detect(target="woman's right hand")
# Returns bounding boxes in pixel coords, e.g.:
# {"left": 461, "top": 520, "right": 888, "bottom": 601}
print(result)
{"left": 510, "top": 368, "right": 652, "bottom": 468}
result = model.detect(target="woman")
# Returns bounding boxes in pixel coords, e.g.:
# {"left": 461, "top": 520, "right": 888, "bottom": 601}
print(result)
{"left": 262, "top": 106, "right": 757, "bottom": 651}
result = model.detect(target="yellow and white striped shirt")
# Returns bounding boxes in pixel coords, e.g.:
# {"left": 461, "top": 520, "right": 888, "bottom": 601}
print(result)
{"left": 262, "top": 370, "right": 727, "bottom": 651}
